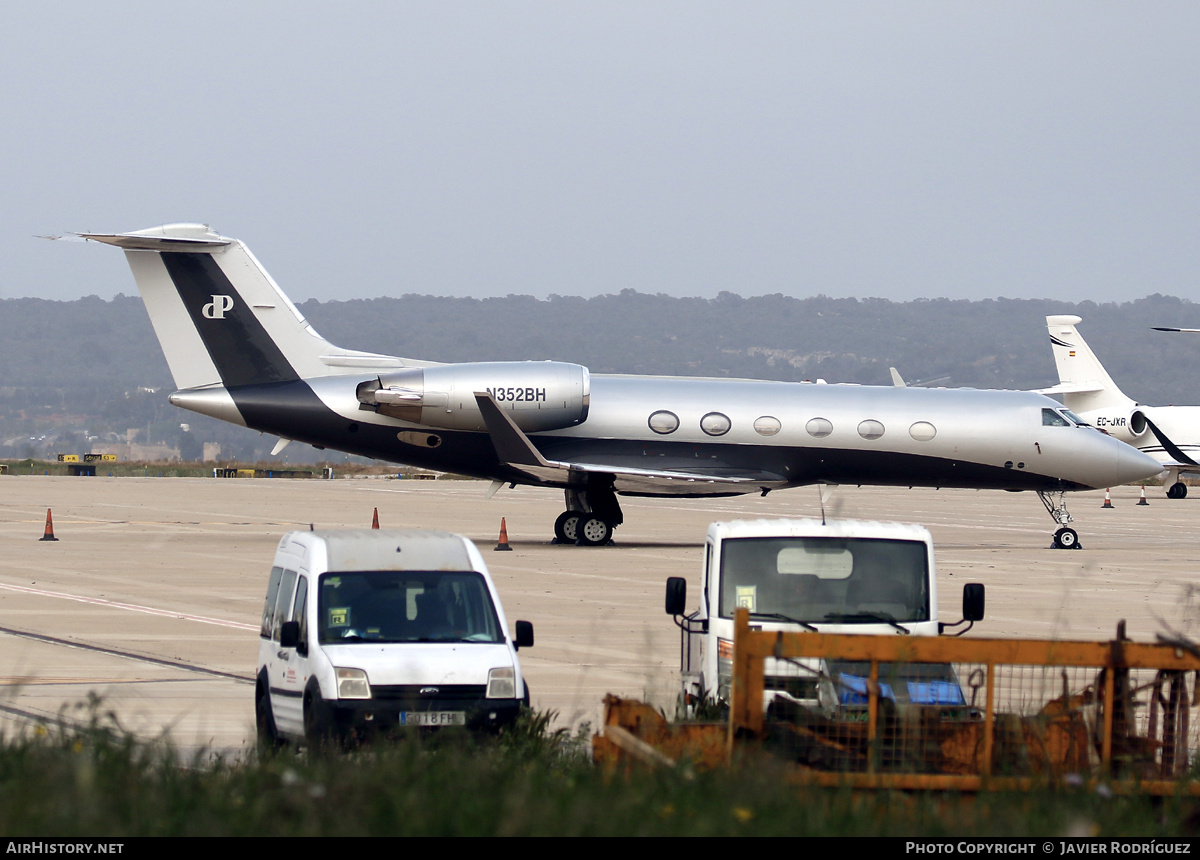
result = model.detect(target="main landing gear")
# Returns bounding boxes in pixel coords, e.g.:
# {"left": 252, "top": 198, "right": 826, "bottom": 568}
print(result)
{"left": 1038, "top": 490, "right": 1081, "bottom": 550}
{"left": 553, "top": 486, "right": 623, "bottom": 547}
{"left": 1167, "top": 482, "right": 1188, "bottom": 500}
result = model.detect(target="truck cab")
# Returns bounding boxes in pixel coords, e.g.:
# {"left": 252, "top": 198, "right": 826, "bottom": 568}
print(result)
{"left": 665, "top": 518, "right": 983, "bottom": 716}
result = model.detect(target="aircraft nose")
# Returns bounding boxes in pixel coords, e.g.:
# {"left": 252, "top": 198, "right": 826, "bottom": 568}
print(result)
{"left": 1111, "top": 439, "right": 1163, "bottom": 487}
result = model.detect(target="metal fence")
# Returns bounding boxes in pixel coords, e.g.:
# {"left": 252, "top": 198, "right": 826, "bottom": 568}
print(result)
{"left": 729, "top": 611, "right": 1200, "bottom": 793}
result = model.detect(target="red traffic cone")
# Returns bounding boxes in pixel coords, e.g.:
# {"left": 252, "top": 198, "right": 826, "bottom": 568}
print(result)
{"left": 371, "top": 507, "right": 380, "bottom": 529}
{"left": 1137, "top": 486, "right": 1149, "bottom": 506}
{"left": 494, "top": 517, "right": 513, "bottom": 551}
{"left": 39, "top": 508, "right": 58, "bottom": 542}
{"left": 1102, "top": 489, "right": 1114, "bottom": 509}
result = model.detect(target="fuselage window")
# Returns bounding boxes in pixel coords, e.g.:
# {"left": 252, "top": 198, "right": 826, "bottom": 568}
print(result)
{"left": 1042, "top": 408, "right": 1070, "bottom": 427}
{"left": 806, "top": 417, "right": 833, "bottom": 438}
{"left": 909, "top": 421, "right": 936, "bottom": 442}
{"left": 648, "top": 410, "right": 680, "bottom": 435}
{"left": 700, "top": 412, "right": 732, "bottom": 437}
{"left": 858, "top": 419, "right": 885, "bottom": 440}
{"left": 754, "top": 416, "right": 781, "bottom": 437}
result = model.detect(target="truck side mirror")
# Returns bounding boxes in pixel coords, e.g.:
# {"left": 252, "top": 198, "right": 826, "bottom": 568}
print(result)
{"left": 963, "top": 583, "right": 985, "bottom": 622}
{"left": 280, "top": 620, "right": 300, "bottom": 649}
{"left": 514, "top": 620, "right": 534, "bottom": 650}
{"left": 665, "top": 577, "right": 687, "bottom": 616}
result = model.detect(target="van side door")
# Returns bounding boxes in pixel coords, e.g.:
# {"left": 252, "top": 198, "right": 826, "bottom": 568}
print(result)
{"left": 265, "top": 569, "right": 303, "bottom": 734}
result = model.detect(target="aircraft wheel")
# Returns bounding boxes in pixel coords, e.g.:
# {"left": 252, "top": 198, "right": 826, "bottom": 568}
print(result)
{"left": 553, "top": 511, "right": 581, "bottom": 543}
{"left": 1168, "top": 482, "right": 1188, "bottom": 499}
{"left": 576, "top": 516, "right": 612, "bottom": 547}
{"left": 1053, "top": 527, "right": 1080, "bottom": 550}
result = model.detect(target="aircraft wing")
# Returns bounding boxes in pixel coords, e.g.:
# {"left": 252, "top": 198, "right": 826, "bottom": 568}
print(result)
{"left": 1144, "top": 416, "right": 1200, "bottom": 467}
{"left": 473, "top": 392, "right": 787, "bottom": 494}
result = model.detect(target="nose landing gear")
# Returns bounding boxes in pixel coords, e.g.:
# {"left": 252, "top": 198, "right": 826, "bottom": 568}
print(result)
{"left": 1039, "top": 490, "right": 1081, "bottom": 550}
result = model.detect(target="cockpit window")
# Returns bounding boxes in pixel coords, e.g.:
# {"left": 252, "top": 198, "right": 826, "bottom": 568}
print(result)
{"left": 1042, "top": 408, "right": 1070, "bottom": 427}
{"left": 1061, "top": 409, "right": 1090, "bottom": 426}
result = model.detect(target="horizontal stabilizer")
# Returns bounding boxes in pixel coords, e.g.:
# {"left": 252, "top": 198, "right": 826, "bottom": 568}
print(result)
{"left": 1032, "top": 382, "right": 1104, "bottom": 397}
{"left": 76, "top": 226, "right": 231, "bottom": 252}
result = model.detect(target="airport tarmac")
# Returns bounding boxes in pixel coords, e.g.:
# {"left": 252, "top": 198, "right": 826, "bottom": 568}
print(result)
{"left": 0, "top": 475, "right": 1196, "bottom": 757}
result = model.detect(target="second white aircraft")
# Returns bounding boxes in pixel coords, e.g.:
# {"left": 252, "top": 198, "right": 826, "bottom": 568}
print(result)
{"left": 1043, "top": 314, "right": 1195, "bottom": 498}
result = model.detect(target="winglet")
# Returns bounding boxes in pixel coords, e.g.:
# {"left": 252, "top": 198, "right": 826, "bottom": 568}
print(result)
{"left": 473, "top": 392, "right": 553, "bottom": 468}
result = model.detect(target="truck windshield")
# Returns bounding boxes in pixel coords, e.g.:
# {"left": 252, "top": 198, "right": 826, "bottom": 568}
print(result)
{"left": 718, "top": 537, "right": 930, "bottom": 624}
{"left": 318, "top": 570, "right": 503, "bottom": 644}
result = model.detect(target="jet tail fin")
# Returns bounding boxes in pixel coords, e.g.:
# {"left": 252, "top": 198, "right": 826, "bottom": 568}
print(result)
{"left": 80, "top": 224, "right": 423, "bottom": 391}
{"left": 1044, "top": 314, "right": 1133, "bottom": 413}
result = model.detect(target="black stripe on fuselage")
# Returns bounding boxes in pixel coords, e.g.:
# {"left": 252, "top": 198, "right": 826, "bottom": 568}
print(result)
{"left": 160, "top": 252, "right": 299, "bottom": 388}
{"left": 221, "top": 380, "right": 1079, "bottom": 494}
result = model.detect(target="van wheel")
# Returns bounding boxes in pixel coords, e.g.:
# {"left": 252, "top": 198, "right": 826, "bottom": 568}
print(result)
{"left": 303, "top": 687, "right": 335, "bottom": 751}
{"left": 256, "top": 682, "right": 284, "bottom": 754}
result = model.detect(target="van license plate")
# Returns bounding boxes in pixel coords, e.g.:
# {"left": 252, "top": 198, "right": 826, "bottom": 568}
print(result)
{"left": 400, "top": 711, "right": 466, "bottom": 727}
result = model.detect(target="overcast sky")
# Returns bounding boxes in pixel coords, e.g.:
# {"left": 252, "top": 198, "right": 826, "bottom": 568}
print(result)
{"left": 4, "top": 3, "right": 1199, "bottom": 304}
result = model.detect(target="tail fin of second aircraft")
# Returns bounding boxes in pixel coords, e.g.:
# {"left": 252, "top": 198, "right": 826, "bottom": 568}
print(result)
{"left": 80, "top": 224, "right": 422, "bottom": 392}
{"left": 1041, "top": 314, "right": 1133, "bottom": 413}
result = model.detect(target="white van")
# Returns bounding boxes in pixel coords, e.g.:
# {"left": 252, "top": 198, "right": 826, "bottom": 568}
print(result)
{"left": 256, "top": 529, "right": 534, "bottom": 748}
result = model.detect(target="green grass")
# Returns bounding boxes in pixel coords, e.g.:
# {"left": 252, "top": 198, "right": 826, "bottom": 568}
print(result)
{"left": 0, "top": 701, "right": 1197, "bottom": 836}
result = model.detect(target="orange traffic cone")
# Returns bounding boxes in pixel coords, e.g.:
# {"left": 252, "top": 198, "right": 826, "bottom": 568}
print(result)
{"left": 371, "top": 507, "right": 380, "bottom": 529}
{"left": 1102, "top": 489, "right": 1114, "bottom": 508}
{"left": 1138, "top": 486, "right": 1149, "bottom": 506}
{"left": 39, "top": 508, "right": 58, "bottom": 542}
{"left": 494, "top": 517, "right": 512, "bottom": 551}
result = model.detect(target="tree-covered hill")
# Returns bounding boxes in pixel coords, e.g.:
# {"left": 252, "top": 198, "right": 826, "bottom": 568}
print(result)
{"left": 3, "top": 290, "right": 1199, "bottom": 461}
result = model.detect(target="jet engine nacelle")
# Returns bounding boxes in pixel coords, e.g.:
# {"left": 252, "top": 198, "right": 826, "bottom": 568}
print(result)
{"left": 357, "top": 361, "right": 590, "bottom": 432}
{"left": 1092, "top": 408, "right": 1149, "bottom": 443}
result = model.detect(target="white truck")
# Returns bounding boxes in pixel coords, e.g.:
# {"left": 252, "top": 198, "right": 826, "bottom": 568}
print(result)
{"left": 664, "top": 518, "right": 984, "bottom": 718}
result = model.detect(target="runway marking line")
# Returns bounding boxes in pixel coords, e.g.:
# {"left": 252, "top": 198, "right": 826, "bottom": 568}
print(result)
{"left": 0, "top": 582, "right": 257, "bottom": 631}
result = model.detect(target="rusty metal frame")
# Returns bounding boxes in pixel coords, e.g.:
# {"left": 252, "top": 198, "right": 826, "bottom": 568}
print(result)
{"left": 727, "top": 609, "right": 1200, "bottom": 793}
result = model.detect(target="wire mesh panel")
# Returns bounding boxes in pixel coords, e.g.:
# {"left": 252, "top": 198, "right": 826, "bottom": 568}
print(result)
{"left": 728, "top": 610, "right": 1200, "bottom": 791}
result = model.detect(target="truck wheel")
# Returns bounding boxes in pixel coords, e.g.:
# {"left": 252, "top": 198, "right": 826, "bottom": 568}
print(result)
{"left": 256, "top": 681, "right": 284, "bottom": 754}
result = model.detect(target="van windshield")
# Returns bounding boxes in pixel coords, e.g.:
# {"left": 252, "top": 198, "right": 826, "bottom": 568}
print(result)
{"left": 718, "top": 537, "right": 930, "bottom": 624}
{"left": 318, "top": 570, "right": 503, "bottom": 644}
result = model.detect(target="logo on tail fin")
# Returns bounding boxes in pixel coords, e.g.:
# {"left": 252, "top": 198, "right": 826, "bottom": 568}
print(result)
{"left": 202, "top": 295, "right": 234, "bottom": 319}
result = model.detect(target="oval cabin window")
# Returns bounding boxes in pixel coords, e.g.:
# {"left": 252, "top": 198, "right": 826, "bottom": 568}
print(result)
{"left": 909, "top": 421, "right": 936, "bottom": 442}
{"left": 700, "top": 412, "right": 731, "bottom": 437}
{"left": 753, "top": 416, "right": 781, "bottom": 437}
{"left": 806, "top": 417, "right": 833, "bottom": 438}
{"left": 857, "top": 419, "right": 885, "bottom": 440}
{"left": 648, "top": 410, "right": 679, "bottom": 435}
